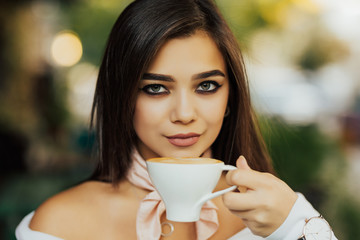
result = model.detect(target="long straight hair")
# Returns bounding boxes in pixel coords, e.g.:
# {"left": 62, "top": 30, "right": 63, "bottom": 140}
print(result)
{"left": 90, "top": 0, "right": 274, "bottom": 183}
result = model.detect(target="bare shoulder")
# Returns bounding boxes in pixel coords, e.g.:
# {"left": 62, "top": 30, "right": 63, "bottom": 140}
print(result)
{"left": 29, "top": 181, "right": 105, "bottom": 237}
{"left": 30, "top": 180, "right": 138, "bottom": 239}
{"left": 30, "top": 181, "right": 98, "bottom": 220}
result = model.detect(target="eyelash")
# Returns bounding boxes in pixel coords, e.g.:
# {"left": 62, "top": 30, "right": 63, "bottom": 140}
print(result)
{"left": 195, "top": 81, "right": 221, "bottom": 94}
{"left": 141, "top": 84, "right": 169, "bottom": 95}
{"left": 141, "top": 81, "right": 222, "bottom": 96}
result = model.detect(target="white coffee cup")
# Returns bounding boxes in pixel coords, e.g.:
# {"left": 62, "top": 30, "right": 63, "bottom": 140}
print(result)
{"left": 146, "top": 157, "right": 237, "bottom": 222}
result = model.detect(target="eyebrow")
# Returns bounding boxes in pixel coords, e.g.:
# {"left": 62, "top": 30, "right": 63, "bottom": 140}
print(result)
{"left": 142, "top": 70, "right": 225, "bottom": 82}
{"left": 192, "top": 70, "right": 225, "bottom": 80}
{"left": 142, "top": 73, "right": 173, "bottom": 81}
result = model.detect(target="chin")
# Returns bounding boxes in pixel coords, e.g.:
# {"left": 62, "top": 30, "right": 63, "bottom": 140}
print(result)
{"left": 160, "top": 147, "right": 207, "bottom": 158}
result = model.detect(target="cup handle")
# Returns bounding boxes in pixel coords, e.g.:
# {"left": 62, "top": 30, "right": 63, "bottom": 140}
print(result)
{"left": 199, "top": 165, "right": 237, "bottom": 204}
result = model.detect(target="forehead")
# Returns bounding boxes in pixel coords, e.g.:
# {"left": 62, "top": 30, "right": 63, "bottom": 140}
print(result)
{"left": 147, "top": 31, "right": 226, "bottom": 75}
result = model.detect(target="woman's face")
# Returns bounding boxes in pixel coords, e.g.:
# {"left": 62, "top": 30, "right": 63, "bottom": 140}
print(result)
{"left": 133, "top": 31, "right": 229, "bottom": 160}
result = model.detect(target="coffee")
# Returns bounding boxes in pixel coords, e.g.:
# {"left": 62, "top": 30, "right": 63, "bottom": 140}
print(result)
{"left": 147, "top": 157, "right": 222, "bottom": 164}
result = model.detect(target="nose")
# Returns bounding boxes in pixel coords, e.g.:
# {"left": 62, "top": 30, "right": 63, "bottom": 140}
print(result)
{"left": 170, "top": 90, "right": 197, "bottom": 124}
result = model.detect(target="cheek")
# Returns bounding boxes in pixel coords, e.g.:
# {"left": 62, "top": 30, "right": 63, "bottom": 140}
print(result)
{"left": 133, "top": 98, "right": 166, "bottom": 133}
{"left": 199, "top": 95, "right": 228, "bottom": 126}
{"left": 134, "top": 101, "right": 150, "bottom": 133}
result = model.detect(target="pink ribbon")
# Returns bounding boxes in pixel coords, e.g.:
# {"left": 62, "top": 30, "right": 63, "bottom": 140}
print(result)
{"left": 127, "top": 149, "right": 219, "bottom": 239}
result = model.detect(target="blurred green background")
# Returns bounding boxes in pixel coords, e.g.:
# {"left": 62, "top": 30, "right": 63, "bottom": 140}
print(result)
{"left": 1, "top": 0, "right": 360, "bottom": 239}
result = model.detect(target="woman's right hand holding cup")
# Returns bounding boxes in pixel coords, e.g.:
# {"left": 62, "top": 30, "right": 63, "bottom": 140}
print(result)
{"left": 223, "top": 156, "right": 298, "bottom": 237}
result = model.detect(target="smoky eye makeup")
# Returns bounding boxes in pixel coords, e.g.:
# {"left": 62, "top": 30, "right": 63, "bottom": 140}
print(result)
{"left": 139, "top": 70, "right": 225, "bottom": 96}
{"left": 195, "top": 80, "right": 222, "bottom": 94}
{"left": 140, "top": 83, "right": 169, "bottom": 95}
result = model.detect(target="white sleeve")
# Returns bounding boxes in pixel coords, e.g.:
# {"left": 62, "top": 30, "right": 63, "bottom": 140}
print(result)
{"left": 15, "top": 211, "right": 64, "bottom": 240}
{"left": 265, "top": 193, "right": 338, "bottom": 240}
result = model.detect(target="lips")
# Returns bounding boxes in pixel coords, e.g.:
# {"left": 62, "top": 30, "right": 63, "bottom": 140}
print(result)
{"left": 166, "top": 133, "right": 200, "bottom": 147}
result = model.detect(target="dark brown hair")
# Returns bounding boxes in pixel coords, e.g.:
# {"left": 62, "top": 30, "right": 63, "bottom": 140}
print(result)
{"left": 90, "top": 0, "right": 274, "bottom": 183}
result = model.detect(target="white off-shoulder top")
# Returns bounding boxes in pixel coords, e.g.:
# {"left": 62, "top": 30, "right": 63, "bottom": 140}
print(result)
{"left": 15, "top": 193, "right": 338, "bottom": 240}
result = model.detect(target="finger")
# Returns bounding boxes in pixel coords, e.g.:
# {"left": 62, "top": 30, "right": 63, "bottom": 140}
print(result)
{"left": 228, "top": 209, "right": 254, "bottom": 222}
{"left": 235, "top": 156, "right": 250, "bottom": 192}
{"left": 236, "top": 156, "right": 251, "bottom": 170}
{"left": 226, "top": 168, "right": 269, "bottom": 190}
{"left": 222, "top": 191, "right": 257, "bottom": 211}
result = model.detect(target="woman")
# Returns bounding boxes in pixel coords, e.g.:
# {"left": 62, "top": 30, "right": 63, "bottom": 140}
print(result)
{"left": 16, "top": 0, "right": 338, "bottom": 239}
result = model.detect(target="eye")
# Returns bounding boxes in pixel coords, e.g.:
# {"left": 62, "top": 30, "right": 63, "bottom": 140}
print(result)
{"left": 196, "top": 81, "right": 221, "bottom": 93}
{"left": 141, "top": 84, "right": 169, "bottom": 95}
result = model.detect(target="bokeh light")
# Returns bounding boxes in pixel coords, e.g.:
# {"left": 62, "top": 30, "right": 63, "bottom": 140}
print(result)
{"left": 1, "top": 1, "right": 360, "bottom": 239}
{"left": 50, "top": 31, "right": 83, "bottom": 67}
{"left": 66, "top": 62, "right": 98, "bottom": 120}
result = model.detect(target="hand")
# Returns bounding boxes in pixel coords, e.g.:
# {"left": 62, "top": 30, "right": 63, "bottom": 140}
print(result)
{"left": 223, "top": 156, "right": 298, "bottom": 237}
